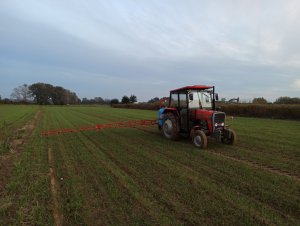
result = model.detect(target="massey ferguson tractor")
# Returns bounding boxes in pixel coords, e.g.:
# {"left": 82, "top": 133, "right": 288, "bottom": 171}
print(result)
{"left": 158, "top": 85, "right": 236, "bottom": 148}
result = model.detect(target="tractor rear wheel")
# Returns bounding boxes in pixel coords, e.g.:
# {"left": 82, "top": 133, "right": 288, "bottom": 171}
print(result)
{"left": 222, "top": 129, "right": 236, "bottom": 145}
{"left": 191, "top": 130, "right": 207, "bottom": 149}
{"left": 162, "top": 113, "right": 180, "bottom": 140}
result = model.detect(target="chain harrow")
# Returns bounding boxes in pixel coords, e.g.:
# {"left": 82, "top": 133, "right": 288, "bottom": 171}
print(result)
{"left": 41, "top": 119, "right": 157, "bottom": 136}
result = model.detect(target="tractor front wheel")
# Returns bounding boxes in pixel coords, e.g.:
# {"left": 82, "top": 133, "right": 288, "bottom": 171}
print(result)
{"left": 222, "top": 129, "right": 237, "bottom": 145}
{"left": 191, "top": 130, "right": 207, "bottom": 149}
{"left": 162, "top": 113, "right": 180, "bottom": 140}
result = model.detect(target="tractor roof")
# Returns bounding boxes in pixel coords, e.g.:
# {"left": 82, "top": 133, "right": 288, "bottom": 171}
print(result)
{"left": 170, "top": 85, "right": 213, "bottom": 92}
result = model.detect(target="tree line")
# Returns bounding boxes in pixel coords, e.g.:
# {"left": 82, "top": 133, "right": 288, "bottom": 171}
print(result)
{"left": 218, "top": 97, "right": 300, "bottom": 104}
{"left": 0, "top": 83, "right": 138, "bottom": 105}
{"left": 81, "top": 95, "right": 137, "bottom": 105}
{"left": 251, "top": 97, "right": 300, "bottom": 104}
{"left": 1, "top": 83, "right": 299, "bottom": 105}
{"left": 7, "top": 83, "right": 80, "bottom": 105}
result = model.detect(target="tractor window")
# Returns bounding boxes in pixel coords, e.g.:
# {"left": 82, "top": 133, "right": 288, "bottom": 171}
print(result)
{"left": 199, "top": 91, "right": 213, "bottom": 109}
{"left": 188, "top": 90, "right": 213, "bottom": 110}
{"left": 189, "top": 91, "right": 200, "bottom": 109}
{"left": 170, "top": 93, "right": 178, "bottom": 107}
{"left": 179, "top": 93, "right": 187, "bottom": 108}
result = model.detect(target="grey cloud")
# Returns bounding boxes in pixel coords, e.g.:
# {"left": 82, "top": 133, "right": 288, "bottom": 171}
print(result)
{"left": 0, "top": 0, "right": 300, "bottom": 101}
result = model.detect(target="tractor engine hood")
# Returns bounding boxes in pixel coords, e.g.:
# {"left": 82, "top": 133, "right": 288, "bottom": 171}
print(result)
{"left": 194, "top": 109, "right": 215, "bottom": 120}
{"left": 194, "top": 109, "right": 226, "bottom": 133}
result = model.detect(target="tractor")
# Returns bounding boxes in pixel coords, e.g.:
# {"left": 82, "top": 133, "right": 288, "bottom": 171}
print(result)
{"left": 158, "top": 85, "right": 236, "bottom": 148}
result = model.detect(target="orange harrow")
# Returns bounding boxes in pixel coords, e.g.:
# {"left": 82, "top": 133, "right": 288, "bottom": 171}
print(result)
{"left": 41, "top": 119, "right": 158, "bottom": 136}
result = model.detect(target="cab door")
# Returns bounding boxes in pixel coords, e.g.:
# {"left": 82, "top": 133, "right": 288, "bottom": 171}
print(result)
{"left": 179, "top": 93, "right": 188, "bottom": 132}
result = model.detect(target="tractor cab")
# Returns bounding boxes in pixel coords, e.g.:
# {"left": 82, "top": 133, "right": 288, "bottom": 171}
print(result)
{"left": 158, "top": 85, "right": 236, "bottom": 149}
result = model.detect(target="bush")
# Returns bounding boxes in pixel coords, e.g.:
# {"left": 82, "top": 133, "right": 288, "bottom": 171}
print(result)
{"left": 252, "top": 97, "right": 268, "bottom": 104}
{"left": 113, "top": 103, "right": 300, "bottom": 120}
{"left": 110, "top": 99, "right": 119, "bottom": 105}
{"left": 218, "top": 104, "right": 300, "bottom": 120}
{"left": 274, "top": 97, "right": 300, "bottom": 104}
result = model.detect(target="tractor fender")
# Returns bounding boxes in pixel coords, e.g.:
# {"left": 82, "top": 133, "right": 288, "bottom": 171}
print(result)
{"left": 158, "top": 107, "right": 178, "bottom": 126}
{"left": 158, "top": 108, "right": 165, "bottom": 126}
{"left": 190, "top": 126, "right": 201, "bottom": 137}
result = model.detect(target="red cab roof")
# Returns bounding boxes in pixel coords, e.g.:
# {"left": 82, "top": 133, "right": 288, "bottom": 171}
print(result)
{"left": 170, "top": 85, "right": 213, "bottom": 92}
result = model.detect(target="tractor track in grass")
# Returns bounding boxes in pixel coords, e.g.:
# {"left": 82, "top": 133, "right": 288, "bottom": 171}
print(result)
{"left": 75, "top": 125, "right": 266, "bottom": 224}
{"left": 85, "top": 125, "right": 297, "bottom": 219}
{"left": 70, "top": 111, "right": 291, "bottom": 223}
{"left": 81, "top": 133, "right": 246, "bottom": 225}
{"left": 107, "top": 129, "right": 299, "bottom": 223}
{"left": 134, "top": 127, "right": 300, "bottom": 182}
{"left": 209, "top": 150, "right": 300, "bottom": 182}
{"left": 55, "top": 111, "right": 163, "bottom": 225}
{"left": 233, "top": 142, "right": 300, "bottom": 174}
{"left": 235, "top": 142, "right": 300, "bottom": 163}
{"left": 48, "top": 148, "right": 63, "bottom": 226}
{"left": 74, "top": 131, "right": 193, "bottom": 224}
{"left": 123, "top": 129, "right": 300, "bottom": 222}
{"left": 43, "top": 108, "right": 300, "bottom": 225}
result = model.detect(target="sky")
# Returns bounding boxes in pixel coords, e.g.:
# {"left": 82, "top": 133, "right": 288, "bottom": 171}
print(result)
{"left": 0, "top": 0, "right": 300, "bottom": 102}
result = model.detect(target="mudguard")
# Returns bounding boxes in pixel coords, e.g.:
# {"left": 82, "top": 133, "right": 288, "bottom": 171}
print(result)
{"left": 158, "top": 107, "right": 179, "bottom": 126}
{"left": 158, "top": 108, "right": 165, "bottom": 126}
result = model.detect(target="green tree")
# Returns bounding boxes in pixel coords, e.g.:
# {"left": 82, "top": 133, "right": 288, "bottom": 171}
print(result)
{"left": 82, "top": 98, "right": 88, "bottom": 104}
{"left": 29, "top": 83, "right": 79, "bottom": 105}
{"left": 94, "top": 97, "right": 105, "bottom": 104}
{"left": 252, "top": 97, "right": 268, "bottom": 104}
{"left": 51, "top": 86, "right": 65, "bottom": 105}
{"left": 274, "top": 96, "right": 300, "bottom": 104}
{"left": 66, "top": 90, "right": 80, "bottom": 104}
{"left": 121, "top": 95, "right": 130, "bottom": 104}
{"left": 110, "top": 98, "right": 119, "bottom": 105}
{"left": 29, "top": 83, "right": 53, "bottom": 104}
{"left": 129, "top": 94, "right": 137, "bottom": 103}
{"left": 148, "top": 97, "right": 159, "bottom": 103}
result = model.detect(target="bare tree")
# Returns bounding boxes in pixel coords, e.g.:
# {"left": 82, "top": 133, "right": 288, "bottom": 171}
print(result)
{"left": 11, "top": 84, "right": 32, "bottom": 102}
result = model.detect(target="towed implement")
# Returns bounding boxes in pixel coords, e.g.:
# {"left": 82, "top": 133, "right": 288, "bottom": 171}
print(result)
{"left": 41, "top": 119, "right": 157, "bottom": 136}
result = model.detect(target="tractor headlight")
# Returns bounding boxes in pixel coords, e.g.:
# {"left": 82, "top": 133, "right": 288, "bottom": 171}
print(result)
{"left": 215, "top": 122, "right": 225, "bottom": 127}
{"left": 159, "top": 114, "right": 164, "bottom": 119}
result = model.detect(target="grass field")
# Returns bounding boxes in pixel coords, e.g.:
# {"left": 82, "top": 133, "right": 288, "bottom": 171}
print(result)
{"left": 1, "top": 105, "right": 300, "bottom": 225}
{"left": 0, "top": 105, "right": 38, "bottom": 155}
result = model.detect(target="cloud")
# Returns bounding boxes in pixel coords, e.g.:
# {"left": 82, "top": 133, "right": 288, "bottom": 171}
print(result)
{"left": 292, "top": 79, "right": 300, "bottom": 91}
{"left": 0, "top": 0, "right": 300, "bottom": 101}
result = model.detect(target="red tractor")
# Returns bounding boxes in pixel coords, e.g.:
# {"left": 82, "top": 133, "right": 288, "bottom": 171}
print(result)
{"left": 158, "top": 85, "right": 236, "bottom": 148}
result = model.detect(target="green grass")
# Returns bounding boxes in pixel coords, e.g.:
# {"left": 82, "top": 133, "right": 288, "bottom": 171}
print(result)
{"left": 226, "top": 117, "right": 300, "bottom": 174}
{"left": 0, "top": 105, "right": 38, "bottom": 155}
{"left": 1, "top": 105, "right": 300, "bottom": 225}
